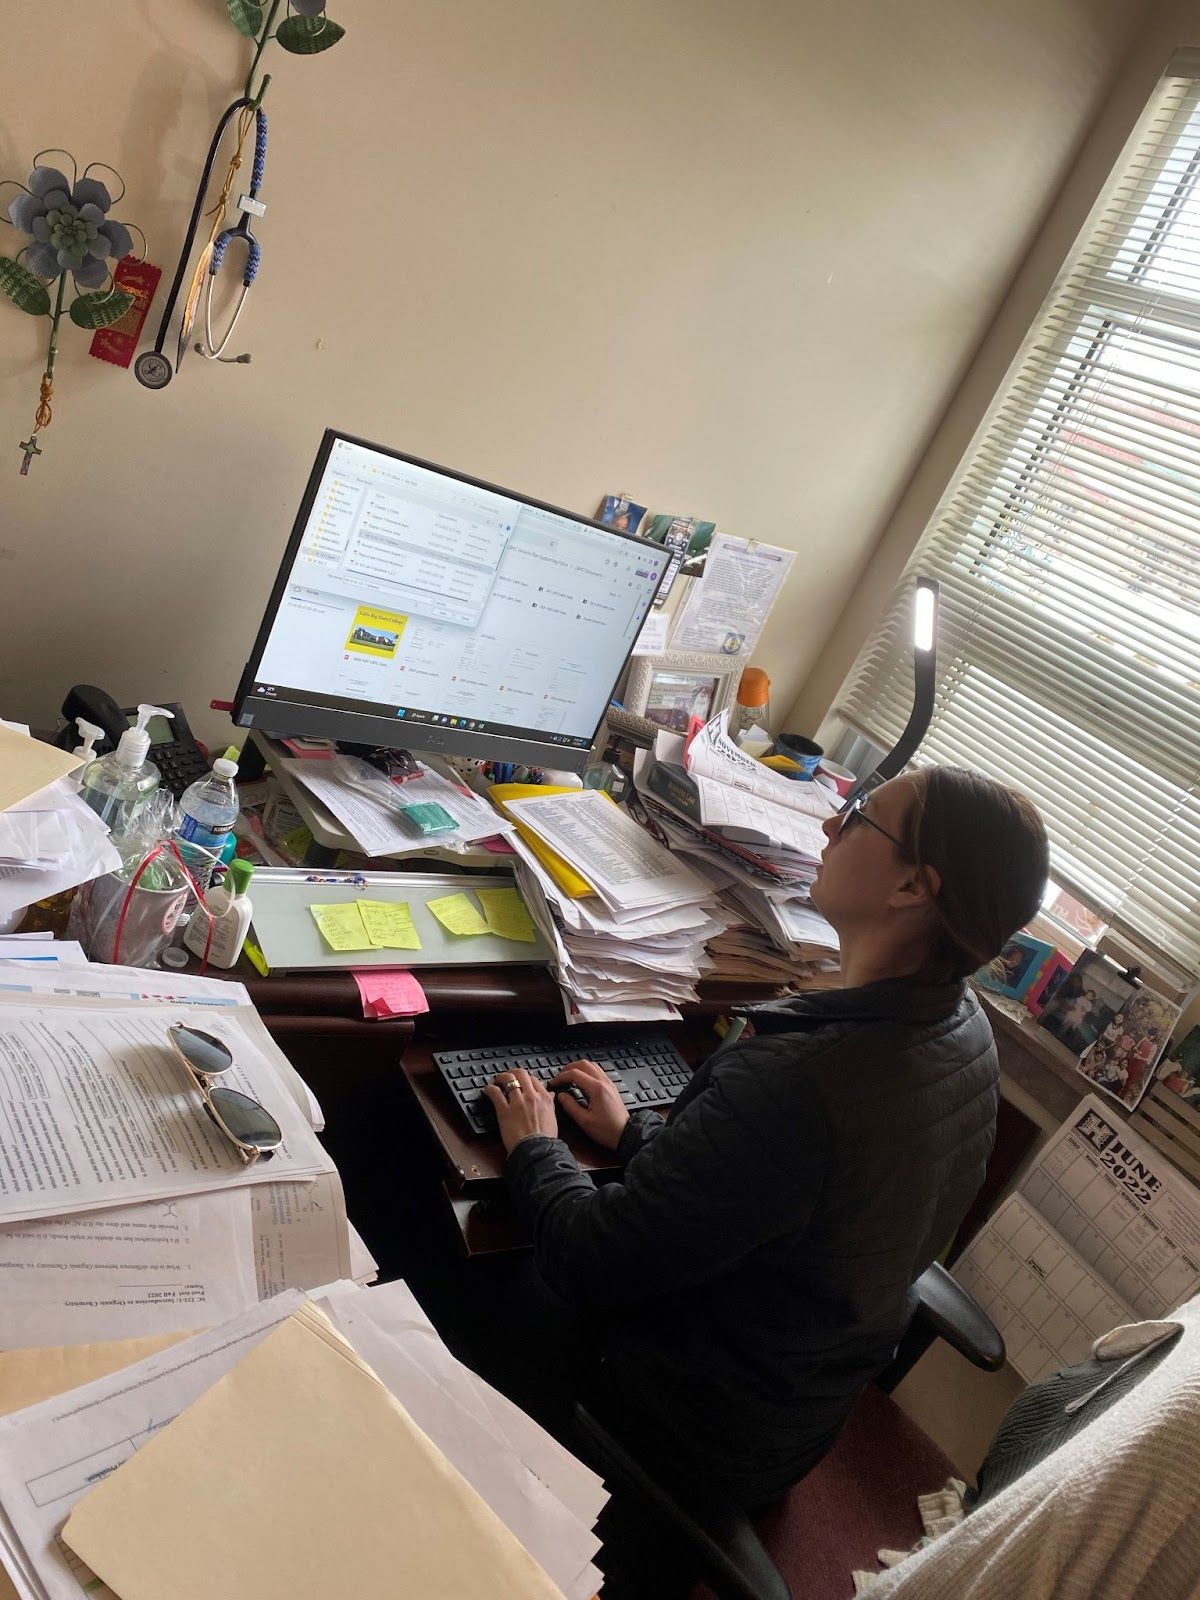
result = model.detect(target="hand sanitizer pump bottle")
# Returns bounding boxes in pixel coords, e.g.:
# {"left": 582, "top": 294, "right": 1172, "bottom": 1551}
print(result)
{"left": 78, "top": 704, "right": 173, "bottom": 833}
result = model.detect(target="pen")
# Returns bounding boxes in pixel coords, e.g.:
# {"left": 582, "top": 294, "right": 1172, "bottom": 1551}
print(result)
{"left": 304, "top": 873, "right": 368, "bottom": 887}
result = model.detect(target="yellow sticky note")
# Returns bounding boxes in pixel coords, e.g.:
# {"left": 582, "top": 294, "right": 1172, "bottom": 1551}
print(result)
{"left": 427, "top": 893, "right": 490, "bottom": 937}
{"left": 477, "top": 887, "right": 537, "bottom": 944}
{"left": 310, "top": 903, "right": 374, "bottom": 952}
{"left": 358, "top": 899, "right": 422, "bottom": 951}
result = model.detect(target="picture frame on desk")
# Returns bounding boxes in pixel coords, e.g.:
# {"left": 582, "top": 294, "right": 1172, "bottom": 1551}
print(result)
{"left": 975, "top": 933, "right": 1056, "bottom": 1003}
{"left": 623, "top": 651, "right": 739, "bottom": 735}
{"left": 1025, "top": 950, "right": 1073, "bottom": 1017}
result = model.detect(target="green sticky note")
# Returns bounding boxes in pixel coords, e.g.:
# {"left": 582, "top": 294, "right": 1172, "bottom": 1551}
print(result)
{"left": 358, "top": 899, "right": 422, "bottom": 950}
{"left": 477, "top": 887, "right": 537, "bottom": 944}
{"left": 427, "top": 893, "right": 490, "bottom": 937}
{"left": 310, "top": 902, "right": 374, "bottom": 952}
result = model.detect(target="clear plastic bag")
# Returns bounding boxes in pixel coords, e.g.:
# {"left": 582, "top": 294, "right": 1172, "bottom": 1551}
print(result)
{"left": 69, "top": 793, "right": 216, "bottom": 967}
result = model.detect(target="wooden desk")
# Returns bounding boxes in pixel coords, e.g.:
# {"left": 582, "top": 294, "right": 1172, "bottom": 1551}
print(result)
{"left": 237, "top": 962, "right": 785, "bottom": 1109}
{"left": 231, "top": 961, "right": 785, "bottom": 1252}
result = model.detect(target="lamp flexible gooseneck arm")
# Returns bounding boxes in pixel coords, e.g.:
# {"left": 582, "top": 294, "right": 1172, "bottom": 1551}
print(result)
{"left": 850, "top": 577, "right": 940, "bottom": 799}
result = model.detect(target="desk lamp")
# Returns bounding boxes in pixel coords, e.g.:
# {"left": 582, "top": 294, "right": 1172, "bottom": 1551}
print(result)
{"left": 847, "top": 576, "right": 940, "bottom": 801}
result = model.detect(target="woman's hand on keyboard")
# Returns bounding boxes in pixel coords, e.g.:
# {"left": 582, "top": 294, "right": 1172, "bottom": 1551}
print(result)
{"left": 485, "top": 1067, "right": 559, "bottom": 1153}
{"left": 547, "top": 1060, "right": 631, "bottom": 1151}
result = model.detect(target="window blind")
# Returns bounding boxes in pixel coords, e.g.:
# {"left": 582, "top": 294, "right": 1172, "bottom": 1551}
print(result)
{"left": 836, "top": 55, "right": 1200, "bottom": 972}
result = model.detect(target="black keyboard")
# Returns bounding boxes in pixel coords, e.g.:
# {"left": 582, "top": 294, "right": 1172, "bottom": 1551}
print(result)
{"left": 433, "top": 1034, "right": 693, "bottom": 1136}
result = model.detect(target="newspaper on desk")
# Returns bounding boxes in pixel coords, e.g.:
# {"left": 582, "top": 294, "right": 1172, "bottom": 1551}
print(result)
{"left": 687, "top": 712, "right": 837, "bottom": 822}
{"left": 952, "top": 1093, "right": 1200, "bottom": 1383}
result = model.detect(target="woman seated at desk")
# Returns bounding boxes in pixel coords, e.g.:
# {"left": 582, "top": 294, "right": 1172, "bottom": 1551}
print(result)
{"left": 335, "top": 766, "right": 1047, "bottom": 1596}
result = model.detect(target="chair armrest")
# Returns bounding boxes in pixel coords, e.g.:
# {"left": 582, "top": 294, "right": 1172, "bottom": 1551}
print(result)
{"left": 573, "top": 1403, "right": 793, "bottom": 1600}
{"left": 914, "top": 1261, "right": 1005, "bottom": 1372}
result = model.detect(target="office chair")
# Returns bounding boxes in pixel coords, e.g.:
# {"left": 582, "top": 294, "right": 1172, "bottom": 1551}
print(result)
{"left": 574, "top": 1262, "right": 1003, "bottom": 1600}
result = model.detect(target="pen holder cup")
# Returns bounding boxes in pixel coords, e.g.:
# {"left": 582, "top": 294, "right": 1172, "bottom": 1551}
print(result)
{"left": 772, "top": 733, "right": 823, "bottom": 780}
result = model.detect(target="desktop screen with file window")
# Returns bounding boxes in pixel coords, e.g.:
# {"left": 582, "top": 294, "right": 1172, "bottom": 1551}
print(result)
{"left": 239, "top": 435, "right": 666, "bottom": 761}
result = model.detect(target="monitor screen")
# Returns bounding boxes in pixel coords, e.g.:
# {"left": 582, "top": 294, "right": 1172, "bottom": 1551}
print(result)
{"left": 234, "top": 433, "right": 668, "bottom": 768}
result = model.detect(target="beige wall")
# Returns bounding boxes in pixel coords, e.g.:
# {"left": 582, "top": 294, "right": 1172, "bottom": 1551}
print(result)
{"left": 791, "top": 0, "right": 1200, "bottom": 740}
{"left": 0, "top": 0, "right": 1147, "bottom": 749}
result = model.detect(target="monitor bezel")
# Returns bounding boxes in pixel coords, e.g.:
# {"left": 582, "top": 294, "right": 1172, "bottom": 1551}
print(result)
{"left": 233, "top": 430, "right": 669, "bottom": 771}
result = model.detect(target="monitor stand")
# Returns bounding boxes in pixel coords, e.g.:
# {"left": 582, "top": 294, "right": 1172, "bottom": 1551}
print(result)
{"left": 247, "top": 731, "right": 504, "bottom": 871}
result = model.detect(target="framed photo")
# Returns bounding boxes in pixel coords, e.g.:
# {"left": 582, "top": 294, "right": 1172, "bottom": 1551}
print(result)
{"left": 975, "top": 934, "right": 1055, "bottom": 1002}
{"left": 1156, "top": 1026, "right": 1200, "bottom": 1111}
{"left": 1025, "top": 950, "right": 1073, "bottom": 1017}
{"left": 641, "top": 514, "right": 717, "bottom": 604}
{"left": 1037, "top": 950, "right": 1137, "bottom": 1062}
{"left": 597, "top": 494, "right": 646, "bottom": 536}
{"left": 1077, "top": 985, "right": 1182, "bottom": 1111}
{"left": 623, "top": 651, "right": 739, "bottom": 733}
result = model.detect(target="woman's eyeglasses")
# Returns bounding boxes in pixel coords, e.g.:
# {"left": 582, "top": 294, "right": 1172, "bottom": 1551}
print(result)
{"left": 167, "top": 1022, "right": 283, "bottom": 1164}
{"left": 836, "top": 792, "right": 905, "bottom": 850}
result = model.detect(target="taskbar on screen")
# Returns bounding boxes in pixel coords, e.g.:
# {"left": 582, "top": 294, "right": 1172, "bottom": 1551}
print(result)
{"left": 245, "top": 683, "right": 592, "bottom": 751}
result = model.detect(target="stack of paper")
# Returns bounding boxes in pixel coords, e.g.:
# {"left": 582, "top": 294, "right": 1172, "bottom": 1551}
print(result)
{"left": 0, "top": 1280, "right": 605, "bottom": 1600}
{"left": 0, "top": 726, "right": 121, "bottom": 927}
{"left": 635, "top": 715, "right": 836, "bottom": 890}
{"left": 280, "top": 755, "right": 513, "bottom": 859}
{"left": 501, "top": 788, "right": 727, "bottom": 1023}
{"left": 628, "top": 718, "right": 842, "bottom": 990}
{"left": 0, "top": 980, "right": 372, "bottom": 1352}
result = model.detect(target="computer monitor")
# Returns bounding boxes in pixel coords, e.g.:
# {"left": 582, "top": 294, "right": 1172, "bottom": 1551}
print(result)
{"left": 234, "top": 432, "right": 668, "bottom": 771}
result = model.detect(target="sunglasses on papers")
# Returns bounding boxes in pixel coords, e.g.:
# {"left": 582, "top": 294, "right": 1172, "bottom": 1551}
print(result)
{"left": 167, "top": 1022, "right": 283, "bottom": 1164}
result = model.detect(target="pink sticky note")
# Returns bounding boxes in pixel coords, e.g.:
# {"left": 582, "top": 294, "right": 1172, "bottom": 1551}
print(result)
{"left": 481, "top": 835, "right": 517, "bottom": 855}
{"left": 353, "top": 969, "right": 429, "bottom": 1018}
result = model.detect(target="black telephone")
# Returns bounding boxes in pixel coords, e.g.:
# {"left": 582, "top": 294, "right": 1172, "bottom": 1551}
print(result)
{"left": 55, "top": 685, "right": 211, "bottom": 800}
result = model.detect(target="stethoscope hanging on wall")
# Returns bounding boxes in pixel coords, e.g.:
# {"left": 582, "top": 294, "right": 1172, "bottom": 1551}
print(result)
{"left": 134, "top": 92, "right": 269, "bottom": 390}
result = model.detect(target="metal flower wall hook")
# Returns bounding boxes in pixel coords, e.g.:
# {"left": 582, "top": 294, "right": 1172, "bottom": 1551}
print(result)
{"left": 1, "top": 151, "right": 143, "bottom": 473}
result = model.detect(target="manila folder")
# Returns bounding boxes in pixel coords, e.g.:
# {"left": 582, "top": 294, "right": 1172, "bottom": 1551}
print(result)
{"left": 63, "top": 1308, "right": 565, "bottom": 1600}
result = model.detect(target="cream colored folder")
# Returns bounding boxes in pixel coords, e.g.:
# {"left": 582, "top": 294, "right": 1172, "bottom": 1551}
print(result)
{"left": 0, "top": 725, "right": 79, "bottom": 813}
{"left": 63, "top": 1307, "right": 566, "bottom": 1600}
{"left": 0, "top": 1332, "right": 191, "bottom": 1600}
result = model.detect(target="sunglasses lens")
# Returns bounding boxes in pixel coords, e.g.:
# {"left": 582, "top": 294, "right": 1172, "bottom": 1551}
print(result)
{"left": 171, "top": 1024, "right": 234, "bottom": 1076}
{"left": 208, "top": 1085, "right": 283, "bottom": 1152}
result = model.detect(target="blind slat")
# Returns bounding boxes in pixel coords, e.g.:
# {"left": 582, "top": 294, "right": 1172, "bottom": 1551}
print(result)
{"left": 837, "top": 64, "right": 1200, "bottom": 972}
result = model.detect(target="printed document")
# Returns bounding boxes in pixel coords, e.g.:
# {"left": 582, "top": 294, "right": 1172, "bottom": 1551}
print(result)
{"left": 0, "top": 1171, "right": 355, "bottom": 1350}
{"left": 669, "top": 533, "right": 795, "bottom": 658}
{"left": 953, "top": 1094, "right": 1200, "bottom": 1381}
{"left": 0, "top": 1286, "right": 602, "bottom": 1600}
{"left": 505, "top": 789, "right": 710, "bottom": 912}
{"left": 694, "top": 782, "right": 828, "bottom": 858}
{"left": 281, "top": 757, "right": 508, "bottom": 857}
{"left": 0, "top": 1003, "right": 333, "bottom": 1224}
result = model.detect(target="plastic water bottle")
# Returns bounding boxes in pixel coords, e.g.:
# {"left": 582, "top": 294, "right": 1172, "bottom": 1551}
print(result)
{"left": 176, "top": 757, "right": 240, "bottom": 864}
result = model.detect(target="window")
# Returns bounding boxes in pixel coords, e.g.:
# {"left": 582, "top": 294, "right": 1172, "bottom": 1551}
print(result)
{"left": 836, "top": 53, "right": 1200, "bottom": 972}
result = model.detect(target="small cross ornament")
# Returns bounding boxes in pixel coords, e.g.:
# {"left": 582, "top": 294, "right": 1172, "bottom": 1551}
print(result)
{"left": 18, "top": 434, "right": 42, "bottom": 475}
